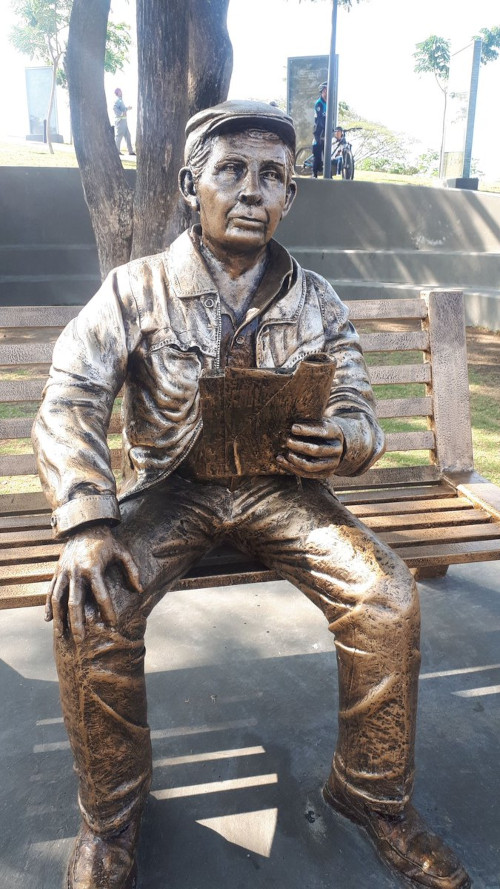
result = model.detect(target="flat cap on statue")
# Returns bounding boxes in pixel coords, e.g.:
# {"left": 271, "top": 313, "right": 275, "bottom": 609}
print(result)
{"left": 184, "top": 99, "right": 296, "bottom": 161}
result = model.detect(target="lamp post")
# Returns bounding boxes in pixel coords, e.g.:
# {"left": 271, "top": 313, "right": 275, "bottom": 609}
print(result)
{"left": 323, "top": 0, "right": 338, "bottom": 178}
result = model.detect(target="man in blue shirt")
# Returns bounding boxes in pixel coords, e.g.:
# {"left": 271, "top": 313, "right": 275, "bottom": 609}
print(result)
{"left": 312, "top": 82, "right": 327, "bottom": 177}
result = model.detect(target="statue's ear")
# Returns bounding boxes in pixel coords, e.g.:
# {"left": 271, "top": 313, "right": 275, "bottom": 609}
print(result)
{"left": 281, "top": 179, "right": 297, "bottom": 220}
{"left": 179, "top": 167, "right": 200, "bottom": 211}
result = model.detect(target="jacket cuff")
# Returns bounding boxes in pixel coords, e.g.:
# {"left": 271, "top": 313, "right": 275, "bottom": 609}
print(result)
{"left": 333, "top": 415, "right": 385, "bottom": 476}
{"left": 50, "top": 494, "right": 121, "bottom": 539}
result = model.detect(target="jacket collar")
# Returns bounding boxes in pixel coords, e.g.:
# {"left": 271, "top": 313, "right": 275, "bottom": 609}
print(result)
{"left": 164, "top": 226, "right": 305, "bottom": 323}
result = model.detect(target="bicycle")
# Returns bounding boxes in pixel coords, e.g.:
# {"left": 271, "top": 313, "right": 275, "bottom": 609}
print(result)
{"left": 294, "top": 127, "right": 361, "bottom": 180}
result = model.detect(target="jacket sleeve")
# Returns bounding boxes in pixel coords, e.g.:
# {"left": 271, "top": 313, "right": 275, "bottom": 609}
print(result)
{"left": 32, "top": 266, "right": 141, "bottom": 538}
{"left": 318, "top": 278, "right": 385, "bottom": 476}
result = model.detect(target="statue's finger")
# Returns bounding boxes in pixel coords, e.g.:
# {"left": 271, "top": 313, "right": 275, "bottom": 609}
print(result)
{"left": 67, "top": 574, "right": 86, "bottom": 642}
{"left": 51, "top": 572, "right": 68, "bottom": 637}
{"left": 44, "top": 574, "right": 56, "bottom": 622}
{"left": 91, "top": 574, "right": 117, "bottom": 627}
{"left": 120, "top": 550, "right": 143, "bottom": 594}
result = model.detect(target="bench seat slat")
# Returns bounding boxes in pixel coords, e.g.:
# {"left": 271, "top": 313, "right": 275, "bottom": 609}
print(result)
{"left": 0, "top": 560, "right": 57, "bottom": 583}
{"left": 0, "top": 581, "right": 50, "bottom": 609}
{"left": 364, "top": 508, "right": 490, "bottom": 531}
{"left": 336, "top": 465, "right": 440, "bottom": 488}
{"left": 0, "top": 528, "right": 54, "bottom": 547}
{"left": 0, "top": 542, "right": 61, "bottom": 565}
{"left": 338, "top": 482, "right": 454, "bottom": 504}
{"left": 348, "top": 496, "right": 470, "bottom": 517}
{"left": 395, "top": 539, "right": 500, "bottom": 567}
{"left": 380, "top": 523, "right": 500, "bottom": 546}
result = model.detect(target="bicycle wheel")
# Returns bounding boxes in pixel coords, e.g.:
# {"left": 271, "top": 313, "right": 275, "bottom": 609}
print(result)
{"left": 294, "top": 147, "right": 313, "bottom": 176}
{"left": 342, "top": 148, "right": 355, "bottom": 180}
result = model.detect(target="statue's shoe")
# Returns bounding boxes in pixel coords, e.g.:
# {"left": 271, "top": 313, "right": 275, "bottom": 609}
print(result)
{"left": 323, "top": 773, "right": 470, "bottom": 889}
{"left": 66, "top": 821, "right": 138, "bottom": 889}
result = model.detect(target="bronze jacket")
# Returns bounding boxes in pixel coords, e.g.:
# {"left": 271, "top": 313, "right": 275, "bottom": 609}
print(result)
{"left": 32, "top": 228, "right": 385, "bottom": 539}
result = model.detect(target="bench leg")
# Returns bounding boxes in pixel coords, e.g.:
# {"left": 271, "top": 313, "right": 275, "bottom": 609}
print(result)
{"left": 412, "top": 566, "right": 449, "bottom": 581}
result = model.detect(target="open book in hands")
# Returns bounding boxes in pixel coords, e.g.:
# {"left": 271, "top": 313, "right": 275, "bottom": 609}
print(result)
{"left": 198, "top": 353, "right": 336, "bottom": 477}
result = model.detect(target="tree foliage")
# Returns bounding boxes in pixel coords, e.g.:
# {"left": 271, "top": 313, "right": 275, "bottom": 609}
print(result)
{"left": 413, "top": 35, "right": 450, "bottom": 90}
{"left": 338, "top": 102, "right": 418, "bottom": 172}
{"left": 474, "top": 25, "right": 500, "bottom": 64}
{"left": 10, "top": 0, "right": 131, "bottom": 153}
{"left": 414, "top": 27, "right": 500, "bottom": 175}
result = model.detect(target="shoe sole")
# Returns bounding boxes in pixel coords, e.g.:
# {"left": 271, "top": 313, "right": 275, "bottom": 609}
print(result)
{"left": 322, "top": 783, "right": 471, "bottom": 889}
{"left": 66, "top": 859, "right": 137, "bottom": 888}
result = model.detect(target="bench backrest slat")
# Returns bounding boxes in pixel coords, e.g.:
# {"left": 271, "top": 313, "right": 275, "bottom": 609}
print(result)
{"left": 0, "top": 343, "right": 55, "bottom": 366}
{"left": 359, "top": 330, "right": 430, "bottom": 353}
{"left": 347, "top": 298, "right": 428, "bottom": 321}
{"left": 0, "top": 379, "right": 46, "bottom": 402}
{"left": 0, "top": 306, "right": 80, "bottom": 328}
{"left": 423, "top": 290, "right": 474, "bottom": 473}
{"left": 0, "top": 291, "right": 473, "bottom": 498}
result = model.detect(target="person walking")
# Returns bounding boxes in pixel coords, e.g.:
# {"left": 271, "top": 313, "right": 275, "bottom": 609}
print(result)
{"left": 113, "top": 88, "right": 135, "bottom": 156}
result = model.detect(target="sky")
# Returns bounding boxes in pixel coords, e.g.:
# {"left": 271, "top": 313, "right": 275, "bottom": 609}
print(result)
{"left": 1, "top": 0, "right": 499, "bottom": 178}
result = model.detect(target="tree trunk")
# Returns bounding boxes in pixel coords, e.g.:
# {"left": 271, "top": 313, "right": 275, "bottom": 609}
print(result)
{"left": 188, "top": 0, "right": 233, "bottom": 118}
{"left": 45, "top": 57, "right": 59, "bottom": 155}
{"left": 132, "top": 0, "right": 232, "bottom": 258}
{"left": 66, "top": 0, "right": 133, "bottom": 278}
{"left": 67, "top": 0, "right": 232, "bottom": 274}
{"left": 438, "top": 84, "right": 448, "bottom": 179}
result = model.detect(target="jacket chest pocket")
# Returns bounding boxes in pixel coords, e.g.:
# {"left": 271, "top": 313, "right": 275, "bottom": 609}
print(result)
{"left": 142, "top": 341, "right": 204, "bottom": 410}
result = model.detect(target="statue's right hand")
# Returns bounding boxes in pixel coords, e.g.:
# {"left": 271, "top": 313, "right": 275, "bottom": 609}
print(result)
{"left": 45, "top": 525, "right": 143, "bottom": 642}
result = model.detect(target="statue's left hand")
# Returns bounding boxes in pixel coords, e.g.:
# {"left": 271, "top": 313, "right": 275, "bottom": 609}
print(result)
{"left": 45, "top": 525, "right": 143, "bottom": 642}
{"left": 276, "top": 418, "right": 344, "bottom": 478}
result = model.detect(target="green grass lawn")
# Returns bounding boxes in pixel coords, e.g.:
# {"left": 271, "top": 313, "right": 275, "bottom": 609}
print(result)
{"left": 2, "top": 138, "right": 500, "bottom": 193}
{"left": 0, "top": 139, "right": 136, "bottom": 170}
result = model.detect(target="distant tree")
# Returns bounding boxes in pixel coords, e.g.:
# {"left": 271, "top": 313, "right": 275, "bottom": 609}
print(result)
{"left": 413, "top": 35, "right": 450, "bottom": 176}
{"left": 338, "top": 103, "right": 417, "bottom": 171}
{"left": 414, "top": 28, "right": 500, "bottom": 175}
{"left": 9, "top": 0, "right": 130, "bottom": 154}
{"left": 474, "top": 26, "right": 500, "bottom": 64}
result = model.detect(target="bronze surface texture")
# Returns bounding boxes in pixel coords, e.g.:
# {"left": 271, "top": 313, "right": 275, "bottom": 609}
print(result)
{"left": 32, "top": 100, "right": 470, "bottom": 889}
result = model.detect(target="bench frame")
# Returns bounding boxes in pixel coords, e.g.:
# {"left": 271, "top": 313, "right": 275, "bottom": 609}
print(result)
{"left": 1, "top": 289, "right": 500, "bottom": 609}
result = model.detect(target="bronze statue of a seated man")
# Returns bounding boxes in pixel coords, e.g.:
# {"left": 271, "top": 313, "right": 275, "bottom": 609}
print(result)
{"left": 32, "top": 100, "right": 469, "bottom": 889}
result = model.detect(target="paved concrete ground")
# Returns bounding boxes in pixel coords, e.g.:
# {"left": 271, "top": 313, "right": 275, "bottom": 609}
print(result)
{"left": 0, "top": 563, "right": 499, "bottom": 889}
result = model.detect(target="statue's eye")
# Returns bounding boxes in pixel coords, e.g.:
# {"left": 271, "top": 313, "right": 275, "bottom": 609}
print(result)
{"left": 262, "top": 168, "right": 282, "bottom": 182}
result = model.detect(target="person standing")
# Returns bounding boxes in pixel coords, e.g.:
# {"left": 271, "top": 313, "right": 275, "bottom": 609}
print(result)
{"left": 113, "top": 88, "right": 135, "bottom": 156}
{"left": 312, "top": 81, "right": 327, "bottom": 178}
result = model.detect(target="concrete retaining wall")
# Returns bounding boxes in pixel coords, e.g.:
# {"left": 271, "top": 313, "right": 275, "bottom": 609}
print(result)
{"left": 1, "top": 168, "right": 499, "bottom": 329}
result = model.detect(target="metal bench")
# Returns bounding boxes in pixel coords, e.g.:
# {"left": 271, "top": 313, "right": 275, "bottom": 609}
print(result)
{"left": 1, "top": 290, "right": 500, "bottom": 609}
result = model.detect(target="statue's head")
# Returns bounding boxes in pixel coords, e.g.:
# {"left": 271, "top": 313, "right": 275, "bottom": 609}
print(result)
{"left": 179, "top": 100, "right": 297, "bottom": 258}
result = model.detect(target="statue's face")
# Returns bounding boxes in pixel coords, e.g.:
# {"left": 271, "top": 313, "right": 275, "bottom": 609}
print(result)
{"left": 195, "top": 131, "right": 296, "bottom": 257}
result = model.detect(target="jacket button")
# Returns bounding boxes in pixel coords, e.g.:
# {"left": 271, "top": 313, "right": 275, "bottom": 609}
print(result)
{"left": 204, "top": 298, "right": 215, "bottom": 308}
{"left": 235, "top": 335, "right": 245, "bottom": 345}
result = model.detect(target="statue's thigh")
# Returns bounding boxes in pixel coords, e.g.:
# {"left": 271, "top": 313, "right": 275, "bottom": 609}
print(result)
{"left": 231, "top": 477, "right": 411, "bottom": 609}
{"left": 115, "top": 474, "right": 230, "bottom": 604}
